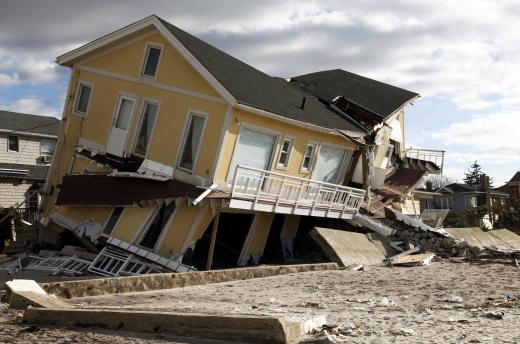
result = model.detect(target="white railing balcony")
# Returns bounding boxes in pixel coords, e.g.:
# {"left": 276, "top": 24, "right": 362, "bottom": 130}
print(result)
{"left": 403, "top": 148, "right": 445, "bottom": 173}
{"left": 229, "top": 165, "right": 366, "bottom": 219}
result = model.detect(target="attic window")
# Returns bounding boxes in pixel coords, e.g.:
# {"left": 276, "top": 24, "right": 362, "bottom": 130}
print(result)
{"left": 142, "top": 45, "right": 162, "bottom": 77}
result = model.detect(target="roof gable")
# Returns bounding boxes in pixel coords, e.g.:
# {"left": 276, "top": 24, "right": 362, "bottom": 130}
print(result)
{"left": 509, "top": 171, "right": 520, "bottom": 183}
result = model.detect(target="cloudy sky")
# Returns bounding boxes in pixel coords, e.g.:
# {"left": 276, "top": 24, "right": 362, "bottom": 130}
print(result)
{"left": 1, "top": 0, "right": 519, "bottom": 184}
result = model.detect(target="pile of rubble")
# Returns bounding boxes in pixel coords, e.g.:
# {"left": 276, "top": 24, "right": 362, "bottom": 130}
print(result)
{"left": 383, "top": 207, "right": 520, "bottom": 258}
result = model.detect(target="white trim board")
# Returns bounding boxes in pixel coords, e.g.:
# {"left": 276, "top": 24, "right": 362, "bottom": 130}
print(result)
{"left": 76, "top": 64, "right": 226, "bottom": 105}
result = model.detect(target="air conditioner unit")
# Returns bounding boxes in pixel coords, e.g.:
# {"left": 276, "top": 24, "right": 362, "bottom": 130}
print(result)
{"left": 41, "top": 155, "right": 52, "bottom": 163}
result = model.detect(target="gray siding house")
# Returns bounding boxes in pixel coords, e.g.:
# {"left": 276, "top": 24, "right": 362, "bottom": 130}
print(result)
{"left": 0, "top": 110, "right": 60, "bottom": 212}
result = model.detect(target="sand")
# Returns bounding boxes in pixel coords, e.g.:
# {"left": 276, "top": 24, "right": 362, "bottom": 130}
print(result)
{"left": 2, "top": 259, "right": 520, "bottom": 343}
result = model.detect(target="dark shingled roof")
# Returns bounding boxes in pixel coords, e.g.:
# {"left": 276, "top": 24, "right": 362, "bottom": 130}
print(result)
{"left": 0, "top": 110, "right": 60, "bottom": 136}
{"left": 439, "top": 183, "right": 510, "bottom": 197}
{"left": 158, "top": 17, "right": 364, "bottom": 133}
{"left": 509, "top": 172, "right": 520, "bottom": 183}
{"left": 0, "top": 163, "right": 49, "bottom": 181}
{"left": 291, "top": 69, "right": 419, "bottom": 119}
{"left": 56, "top": 174, "right": 227, "bottom": 206}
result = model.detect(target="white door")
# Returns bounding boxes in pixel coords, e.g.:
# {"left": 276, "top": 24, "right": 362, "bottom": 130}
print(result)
{"left": 228, "top": 127, "right": 277, "bottom": 183}
{"left": 312, "top": 146, "right": 347, "bottom": 184}
{"left": 107, "top": 96, "right": 136, "bottom": 157}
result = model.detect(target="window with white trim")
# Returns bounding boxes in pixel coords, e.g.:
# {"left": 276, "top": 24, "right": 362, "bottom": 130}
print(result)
{"left": 74, "top": 82, "right": 92, "bottom": 115}
{"left": 178, "top": 113, "right": 206, "bottom": 172}
{"left": 142, "top": 45, "right": 162, "bottom": 77}
{"left": 277, "top": 138, "right": 293, "bottom": 168}
{"left": 138, "top": 202, "right": 176, "bottom": 250}
{"left": 8, "top": 136, "right": 19, "bottom": 152}
{"left": 103, "top": 207, "right": 124, "bottom": 236}
{"left": 301, "top": 143, "right": 316, "bottom": 171}
{"left": 40, "top": 139, "right": 55, "bottom": 155}
{"left": 134, "top": 101, "right": 159, "bottom": 156}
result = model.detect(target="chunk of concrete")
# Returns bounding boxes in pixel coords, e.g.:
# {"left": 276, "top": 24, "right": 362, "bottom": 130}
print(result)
{"left": 23, "top": 308, "right": 318, "bottom": 343}
{"left": 310, "top": 227, "right": 386, "bottom": 267}
{"left": 5, "top": 279, "right": 71, "bottom": 310}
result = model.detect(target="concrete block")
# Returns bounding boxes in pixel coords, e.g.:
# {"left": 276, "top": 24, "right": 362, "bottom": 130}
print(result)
{"left": 42, "top": 262, "right": 339, "bottom": 299}
{"left": 23, "top": 308, "right": 317, "bottom": 343}
{"left": 310, "top": 227, "right": 385, "bottom": 267}
{"left": 6, "top": 279, "right": 71, "bottom": 310}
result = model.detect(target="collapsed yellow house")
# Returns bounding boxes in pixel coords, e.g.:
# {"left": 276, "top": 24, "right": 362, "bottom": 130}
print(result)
{"left": 39, "top": 15, "right": 433, "bottom": 272}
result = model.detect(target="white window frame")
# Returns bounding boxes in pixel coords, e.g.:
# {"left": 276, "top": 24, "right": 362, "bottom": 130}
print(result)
{"left": 106, "top": 91, "right": 139, "bottom": 155}
{"left": 7, "top": 135, "right": 19, "bottom": 152}
{"left": 72, "top": 80, "right": 94, "bottom": 117}
{"left": 100, "top": 207, "right": 126, "bottom": 238}
{"left": 176, "top": 109, "right": 209, "bottom": 174}
{"left": 40, "top": 139, "right": 55, "bottom": 155}
{"left": 312, "top": 142, "right": 352, "bottom": 184}
{"left": 225, "top": 122, "right": 281, "bottom": 181}
{"left": 132, "top": 98, "right": 161, "bottom": 158}
{"left": 300, "top": 141, "right": 317, "bottom": 173}
{"left": 134, "top": 202, "right": 177, "bottom": 253}
{"left": 139, "top": 42, "right": 164, "bottom": 80}
{"left": 276, "top": 136, "right": 294, "bottom": 170}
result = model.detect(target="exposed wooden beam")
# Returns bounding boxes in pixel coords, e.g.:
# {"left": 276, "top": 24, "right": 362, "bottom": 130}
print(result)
{"left": 206, "top": 211, "right": 220, "bottom": 270}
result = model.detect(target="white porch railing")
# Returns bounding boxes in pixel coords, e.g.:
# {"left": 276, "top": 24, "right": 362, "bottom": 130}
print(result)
{"left": 404, "top": 148, "right": 445, "bottom": 173}
{"left": 229, "top": 165, "right": 366, "bottom": 219}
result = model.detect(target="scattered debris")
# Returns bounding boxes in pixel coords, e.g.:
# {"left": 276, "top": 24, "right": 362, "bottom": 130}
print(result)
{"left": 448, "top": 295, "right": 464, "bottom": 303}
{"left": 482, "top": 311, "right": 504, "bottom": 320}
{"left": 5, "top": 279, "right": 72, "bottom": 310}
{"left": 391, "top": 327, "right": 415, "bottom": 336}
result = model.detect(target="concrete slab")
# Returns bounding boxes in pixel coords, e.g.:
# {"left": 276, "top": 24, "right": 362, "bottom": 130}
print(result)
{"left": 310, "top": 227, "right": 386, "bottom": 267}
{"left": 445, "top": 227, "right": 515, "bottom": 251}
{"left": 41, "top": 262, "right": 339, "bottom": 299}
{"left": 23, "top": 308, "right": 321, "bottom": 343}
{"left": 5, "top": 279, "right": 71, "bottom": 310}
{"left": 365, "top": 232, "right": 397, "bottom": 257}
{"left": 488, "top": 229, "right": 520, "bottom": 251}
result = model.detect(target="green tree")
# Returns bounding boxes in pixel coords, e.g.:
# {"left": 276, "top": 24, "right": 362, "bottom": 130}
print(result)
{"left": 464, "top": 161, "right": 483, "bottom": 186}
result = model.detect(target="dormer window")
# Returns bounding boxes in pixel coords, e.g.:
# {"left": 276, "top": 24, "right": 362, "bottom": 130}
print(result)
{"left": 142, "top": 45, "right": 162, "bottom": 77}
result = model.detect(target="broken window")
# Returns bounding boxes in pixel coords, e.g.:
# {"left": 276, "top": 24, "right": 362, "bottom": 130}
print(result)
{"left": 74, "top": 82, "right": 92, "bottom": 115}
{"left": 277, "top": 138, "right": 293, "bottom": 168}
{"left": 134, "top": 101, "right": 158, "bottom": 156}
{"left": 142, "top": 45, "right": 162, "bottom": 77}
{"left": 381, "top": 144, "right": 394, "bottom": 168}
{"left": 312, "top": 146, "right": 347, "bottom": 184}
{"left": 301, "top": 143, "right": 316, "bottom": 171}
{"left": 138, "top": 202, "right": 176, "bottom": 250}
{"left": 103, "top": 207, "right": 124, "bottom": 236}
{"left": 178, "top": 113, "right": 206, "bottom": 171}
{"left": 8, "top": 135, "right": 18, "bottom": 152}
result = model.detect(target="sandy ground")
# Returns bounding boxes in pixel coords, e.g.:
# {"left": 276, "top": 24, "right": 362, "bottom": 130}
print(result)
{"left": 2, "top": 259, "right": 520, "bottom": 343}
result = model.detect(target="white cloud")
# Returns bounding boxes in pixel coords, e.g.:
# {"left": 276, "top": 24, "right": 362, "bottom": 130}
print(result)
{"left": 433, "top": 112, "right": 520, "bottom": 153}
{"left": 1, "top": 97, "right": 60, "bottom": 117}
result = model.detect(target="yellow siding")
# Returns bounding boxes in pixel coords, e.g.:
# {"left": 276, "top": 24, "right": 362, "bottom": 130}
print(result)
{"left": 111, "top": 206, "right": 154, "bottom": 243}
{"left": 157, "top": 202, "right": 199, "bottom": 256}
{"left": 73, "top": 69, "right": 227, "bottom": 177}
{"left": 84, "top": 31, "right": 219, "bottom": 97}
{"left": 57, "top": 206, "right": 112, "bottom": 226}
{"left": 215, "top": 108, "right": 358, "bottom": 182}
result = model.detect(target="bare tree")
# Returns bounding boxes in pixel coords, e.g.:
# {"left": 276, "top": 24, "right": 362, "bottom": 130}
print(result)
{"left": 422, "top": 174, "right": 456, "bottom": 190}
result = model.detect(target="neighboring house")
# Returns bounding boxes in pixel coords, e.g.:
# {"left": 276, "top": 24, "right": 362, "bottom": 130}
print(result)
{"left": 425, "top": 182, "right": 510, "bottom": 227}
{"left": 40, "top": 15, "right": 435, "bottom": 269}
{"left": 0, "top": 110, "right": 60, "bottom": 216}
{"left": 496, "top": 172, "right": 520, "bottom": 204}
